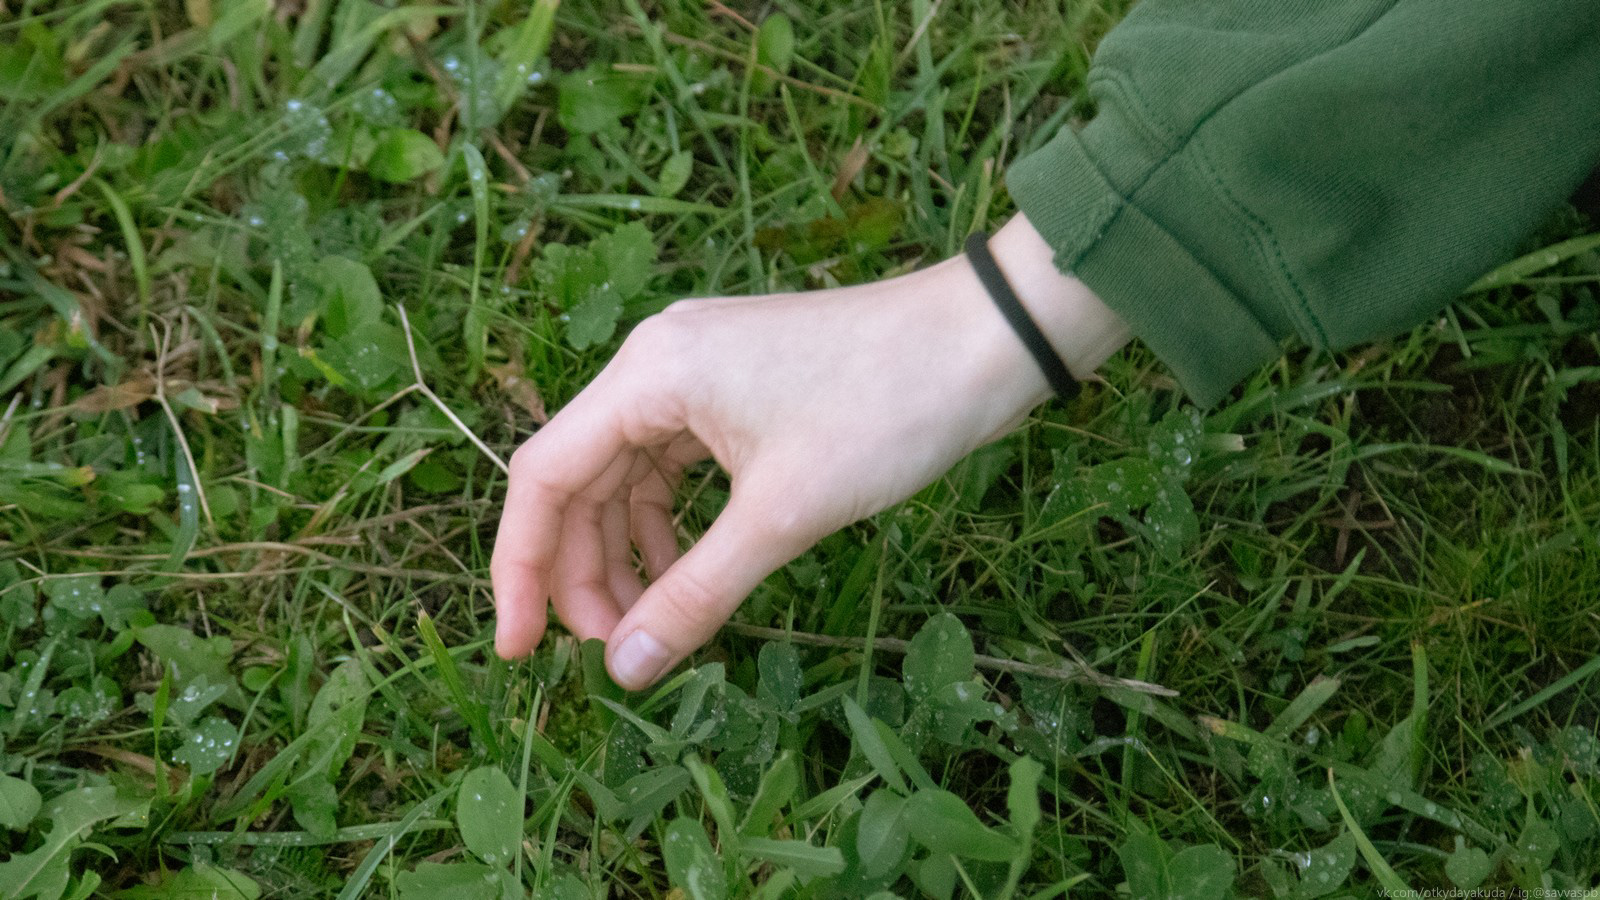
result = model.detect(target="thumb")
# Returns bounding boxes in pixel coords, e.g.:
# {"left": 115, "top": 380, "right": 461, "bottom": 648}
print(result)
{"left": 605, "top": 497, "right": 803, "bottom": 690}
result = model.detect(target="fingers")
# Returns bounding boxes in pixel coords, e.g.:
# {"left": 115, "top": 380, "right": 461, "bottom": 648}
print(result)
{"left": 547, "top": 448, "right": 643, "bottom": 642}
{"left": 605, "top": 489, "right": 807, "bottom": 690}
{"left": 490, "top": 363, "right": 676, "bottom": 659}
{"left": 601, "top": 496, "right": 645, "bottom": 612}
{"left": 631, "top": 437, "right": 706, "bottom": 580}
{"left": 487, "top": 548, "right": 549, "bottom": 660}
{"left": 549, "top": 492, "right": 627, "bottom": 642}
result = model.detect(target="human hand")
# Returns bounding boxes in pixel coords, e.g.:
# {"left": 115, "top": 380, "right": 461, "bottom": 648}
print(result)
{"left": 490, "top": 214, "right": 1130, "bottom": 689}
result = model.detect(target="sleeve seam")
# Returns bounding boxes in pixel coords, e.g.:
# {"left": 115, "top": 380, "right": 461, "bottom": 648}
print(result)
{"left": 1079, "top": 4, "right": 1400, "bottom": 347}
{"left": 1188, "top": 136, "right": 1332, "bottom": 350}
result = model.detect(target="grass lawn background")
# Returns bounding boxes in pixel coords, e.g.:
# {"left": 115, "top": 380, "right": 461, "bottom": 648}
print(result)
{"left": 2, "top": 0, "right": 1600, "bottom": 896}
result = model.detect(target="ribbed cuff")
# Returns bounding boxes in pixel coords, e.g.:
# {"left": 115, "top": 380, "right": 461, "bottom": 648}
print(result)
{"left": 1006, "top": 125, "right": 1284, "bottom": 407}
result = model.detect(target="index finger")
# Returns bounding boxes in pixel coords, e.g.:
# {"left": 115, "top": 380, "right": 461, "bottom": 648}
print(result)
{"left": 489, "top": 366, "right": 678, "bottom": 658}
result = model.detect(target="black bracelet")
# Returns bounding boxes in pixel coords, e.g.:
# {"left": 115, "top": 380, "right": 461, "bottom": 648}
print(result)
{"left": 965, "top": 231, "right": 1081, "bottom": 402}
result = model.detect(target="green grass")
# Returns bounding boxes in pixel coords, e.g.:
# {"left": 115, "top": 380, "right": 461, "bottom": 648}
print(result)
{"left": 2, "top": 1, "right": 1599, "bottom": 897}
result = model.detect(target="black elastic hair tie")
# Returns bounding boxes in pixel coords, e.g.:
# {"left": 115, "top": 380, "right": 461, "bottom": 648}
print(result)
{"left": 965, "top": 231, "right": 1081, "bottom": 402}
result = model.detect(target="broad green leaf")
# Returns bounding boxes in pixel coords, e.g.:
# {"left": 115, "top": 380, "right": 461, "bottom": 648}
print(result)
{"left": 755, "top": 13, "right": 795, "bottom": 75}
{"left": 0, "top": 568, "right": 37, "bottom": 628}
{"left": 284, "top": 658, "right": 370, "bottom": 835}
{"left": 740, "top": 752, "right": 798, "bottom": 837}
{"left": 395, "top": 861, "right": 502, "bottom": 900}
{"left": 458, "top": 766, "right": 521, "bottom": 866}
{"left": 662, "top": 817, "right": 727, "bottom": 900}
{"left": 1511, "top": 816, "right": 1559, "bottom": 872}
{"left": 134, "top": 624, "right": 233, "bottom": 688}
{"left": 314, "top": 256, "right": 382, "bottom": 337}
{"left": 1292, "top": 831, "right": 1357, "bottom": 899}
{"left": 166, "top": 675, "right": 227, "bottom": 727}
{"left": 1006, "top": 755, "right": 1043, "bottom": 836}
{"left": 0, "top": 774, "right": 41, "bottom": 830}
{"left": 756, "top": 643, "right": 802, "bottom": 714}
{"left": 670, "top": 664, "right": 725, "bottom": 740}
{"left": 325, "top": 321, "right": 407, "bottom": 391}
{"left": 1444, "top": 836, "right": 1492, "bottom": 889}
{"left": 740, "top": 837, "right": 844, "bottom": 878}
{"left": 656, "top": 150, "right": 693, "bottom": 198}
{"left": 0, "top": 786, "right": 141, "bottom": 899}
{"left": 925, "top": 678, "right": 1000, "bottom": 744}
{"left": 903, "top": 613, "right": 974, "bottom": 705}
{"left": 591, "top": 221, "right": 656, "bottom": 299}
{"left": 1167, "top": 844, "right": 1235, "bottom": 900}
{"left": 1117, "top": 832, "right": 1170, "bottom": 898}
{"left": 841, "top": 696, "right": 907, "bottom": 794}
{"left": 306, "top": 656, "right": 370, "bottom": 779}
{"left": 118, "top": 864, "right": 261, "bottom": 899}
{"left": 172, "top": 716, "right": 239, "bottom": 776}
{"left": 903, "top": 789, "right": 1016, "bottom": 862}
{"left": 287, "top": 777, "right": 339, "bottom": 837}
{"left": 535, "top": 243, "right": 605, "bottom": 309}
{"left": 557, "top": 66, "right": 648, "bottom": 134}
{"left": 564, "top": 283, "right": 623, "bottom": 350}
{"left": 531, "top": 874, "right": 589, "bottom": 900}
{"left": 908, "top": 850, "right": 956, "bottom": 900}
{"left": 367, "top": 129, "right": 445, "bottom": 183}
{"left": 97, "top": 583, "right": 146, "bottom": 630}
{"left": 856, "top": 789, "right": 909, "bottom": 878}
{"left": 580, "top": 637, "right": 626, "bottom": 710}
{"left": 58, "top": 676, "right": 119, "bottom": 726}
{"left": 42, "top": 576, "right": 103, "bottom": 626}
{"left": 616, "top": 765, "right": 691, "bottom": 823}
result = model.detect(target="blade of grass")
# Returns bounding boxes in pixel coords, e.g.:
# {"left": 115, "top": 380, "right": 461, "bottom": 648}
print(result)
{"left": 95, "top": 179, "right": 150, "bottom": 331}
{"left": 1466, "top": 232, "right": 1600, "bottom": 292}
{"left": 333, "top": 785, "right": 453, "bottom": 900}
{"left": 1484, "top": 650, "right": 1600, "bottom": 731}
{"left": 416, "top": 608, "right": 500, "bottom": 759}
{"left": 1329, "top": 769, "right": 1414, "bottom": 894}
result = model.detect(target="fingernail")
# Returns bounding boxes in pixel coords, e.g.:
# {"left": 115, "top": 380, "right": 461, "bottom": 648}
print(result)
{"left": 612, "top": 630, "right": 670, "bottom": 688}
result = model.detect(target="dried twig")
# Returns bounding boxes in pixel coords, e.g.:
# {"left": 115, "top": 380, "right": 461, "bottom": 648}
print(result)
{"left": 0, "top": 393, "right": 21, "bottom": 450}
{"left": 395, "top": 304, "right": 511, "bottom": 478}
{"left": 151, "top": 320, "right": 214, "bottom": 528}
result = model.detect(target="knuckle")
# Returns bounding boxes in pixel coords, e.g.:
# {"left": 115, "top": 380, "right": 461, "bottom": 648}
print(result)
{"left": 488, "top": 553, "right": 520, "bottom": 583}
{"left": 620, "top": 312, "right": 682, "bottom": 356}
{"left": 614, "top": 315, "right": 694, "bottom": 407}
{"left": 735, "top": 479, "right": 822, "bottom": 545}
{"left": 652, "top": 568, "right": 721, "bottom": 628}
{"left": 508, "top": 439, "right": 539, "bottom": 472}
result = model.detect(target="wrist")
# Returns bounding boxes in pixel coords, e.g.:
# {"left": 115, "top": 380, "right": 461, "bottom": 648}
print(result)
{"left": 887, "top": 215, "right": 1129, "bottom": 448}
{"left": 986, "top": 212, "right": 1132, "bottom": 391}
{"left": 933, "top": 213, "right": 1131, "bottom": 422}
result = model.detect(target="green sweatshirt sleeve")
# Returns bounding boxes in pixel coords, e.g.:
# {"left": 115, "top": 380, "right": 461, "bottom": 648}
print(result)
{"left": 1005, "top": 0, "right": 1600, "bottom": 407}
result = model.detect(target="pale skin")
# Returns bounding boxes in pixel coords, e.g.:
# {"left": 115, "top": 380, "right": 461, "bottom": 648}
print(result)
{"left": 489, "top": 212, "right": 1132, "bottom": 690}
